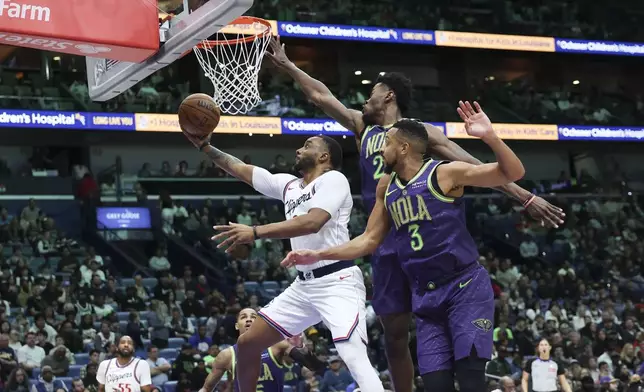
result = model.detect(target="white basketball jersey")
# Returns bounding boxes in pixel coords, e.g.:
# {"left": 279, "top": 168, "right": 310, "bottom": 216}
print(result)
{"left": 281, "top": 171, "right": 352, "bottom": 271}
{"left": 97, "top": 358, "right": 151, "bottom": 392}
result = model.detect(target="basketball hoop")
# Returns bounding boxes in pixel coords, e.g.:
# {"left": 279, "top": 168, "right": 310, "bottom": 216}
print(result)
{"left": 193, "top": 16, "right": 272, "bottom": 115}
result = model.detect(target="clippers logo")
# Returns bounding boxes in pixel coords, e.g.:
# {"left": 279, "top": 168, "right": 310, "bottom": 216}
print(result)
{"left": 0, "top": 0, "right": 50, "bottom": 22}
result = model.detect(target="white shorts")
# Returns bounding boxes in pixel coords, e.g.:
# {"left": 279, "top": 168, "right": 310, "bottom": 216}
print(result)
{"left": 258, "top": 265, "right": 367, "bottom": 343}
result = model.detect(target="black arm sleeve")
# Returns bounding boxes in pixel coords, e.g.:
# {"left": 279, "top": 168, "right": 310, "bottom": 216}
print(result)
{"left": 289, "top": 348, "right": 327, "bottom": 373}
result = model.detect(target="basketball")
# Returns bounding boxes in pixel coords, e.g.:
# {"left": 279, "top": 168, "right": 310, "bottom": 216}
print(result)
{"left": 178, "top": 93, "right": 221, "bottom": 139}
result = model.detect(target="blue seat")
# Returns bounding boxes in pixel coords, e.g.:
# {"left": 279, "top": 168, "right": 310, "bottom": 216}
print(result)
{"left": 159, "top": 348, "right": 177, "bottom": 359}
{"left": 93, "top": 321, "right": 101, "bottom": 330}
{"left": 263, "top": 281, "right": 279, "bottom": 291}
{"left": 119, "top": 321, "right": 127, "bottom": 333}
{"left": 68, "top": 365, "right": 83, "bottom": 378}
{"left": 142, "top": 278, "right": 158, "bottom": 289}
{"left": 280, "top": 280, "right": 290, "bottom": 288}
{"left": 10, "top": 307, "right": 22, "bottom": 316}
{"left": 58, "top": 377, "right": 73, "bottom": 390}
{"left": 264, "top": 289, "right": 277, "bottom": 298}
{"left": 142, "top": 338, "right": 151, "bottom": 347}
{"left": 164, "top": 381, "right": 177, "bottom": 392}
{"left": 283, "top": 386, "right": 293, "bottom": 392}
{"left": 32, "top": 368, "right": 40, "bottom": 379}
{"left": 244, "top": 281, "right": 258, "bottom": 293}
{"left": 75, "top": 353, "right": 89, "bottom": 365}
{"left": 121, "top": 278, "right": 135, "bottom": 287}
{"left": 117, "top": 312, "right": 130, "bottom": 321}
{"left": 135, "top": 350, "right": 146, "bottom": 358}
{"left": 168, "top": 338, "right": 184, "bottom": 349}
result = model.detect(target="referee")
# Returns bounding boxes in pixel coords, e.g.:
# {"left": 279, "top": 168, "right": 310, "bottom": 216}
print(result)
{"left": 521, "top": 339, "right": 572, "bottom": 392}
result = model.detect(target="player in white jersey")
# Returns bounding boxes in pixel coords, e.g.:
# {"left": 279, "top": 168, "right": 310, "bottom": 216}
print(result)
{"left": 183, "top": 132, "right": 384, "bottom": 392}
{"left": 97, "top": 336, "right": 151, "bottom": 392}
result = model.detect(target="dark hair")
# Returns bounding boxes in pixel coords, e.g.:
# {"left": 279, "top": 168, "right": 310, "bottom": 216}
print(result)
{"left": 391, "top": 119, "right": 429, "bottom": 153}
{"left": 376, "top": 72, "right": 413, "bottom": 115}
{"left": 89, "top": 349, "right": 100, "bottom": 356}
{"left": 318, "top": 135, "right": 343, "bottom": 170}
{"left": 147, "top": 345, "right": 158, "bottom": 352}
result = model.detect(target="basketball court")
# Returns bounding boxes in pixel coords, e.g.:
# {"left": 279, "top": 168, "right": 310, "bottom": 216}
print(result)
{"left": 0, "top": 0, "right": 274, "bottom": 115}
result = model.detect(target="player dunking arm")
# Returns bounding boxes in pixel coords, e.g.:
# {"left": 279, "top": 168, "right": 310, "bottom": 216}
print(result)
{"left": 198, "top": 308, "right": 325, "bottom": 392}
{"left": 97, "top": 336, "right": 151, "bottom": 392}
{"left": 281, "top": 103, "right": 523, "bottom": 392}
{"left": 183, "top": 132, "right": 385, "bottom": 392}
{"left": 265, "top": 37, "right": 564, "bottom": 392}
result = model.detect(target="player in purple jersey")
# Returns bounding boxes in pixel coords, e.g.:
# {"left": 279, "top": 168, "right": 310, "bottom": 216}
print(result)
{"left": 198, "top": 308, "right": 324, "bottom": 392}
{"left": 281, "top": 102, "right": 525, "bottom": 392}
{"left": 266, "top": 37, "right": 564, "bottom": 392}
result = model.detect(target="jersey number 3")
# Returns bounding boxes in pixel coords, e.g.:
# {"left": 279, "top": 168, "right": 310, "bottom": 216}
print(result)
{"left": 408, "top": 224, "right": 424, "bottom": 251}
{"left": 372, "top": 155, "right": 385, "bottom": 180}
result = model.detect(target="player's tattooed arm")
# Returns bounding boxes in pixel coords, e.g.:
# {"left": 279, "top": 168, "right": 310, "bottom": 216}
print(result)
{"left": 199, "top": 144, "right": 254, "bottom": 186}
{"left": 265, "top": 37, "right": 365, "bottom": 135}
{"left": 425, "top": 101, "right": 565, "bottom": 227}
{"left": 199, "top": 348, "right": 232, "bottom": 392}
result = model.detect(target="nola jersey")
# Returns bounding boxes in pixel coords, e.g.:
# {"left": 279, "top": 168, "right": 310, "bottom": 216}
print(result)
{"left": 96, "top": 357, "right": 152, "bottom": 392}
{"left": 251, "top": 167, "right": 352, "bottom": 271}
{"left": 231, "top": 346, "right": 284, "bottom": 392}
{"left": 360, "top": 125, "right": 389, "bottom": 213}
{"left": 384, "top": 159, "right": 479, "bottom": 282}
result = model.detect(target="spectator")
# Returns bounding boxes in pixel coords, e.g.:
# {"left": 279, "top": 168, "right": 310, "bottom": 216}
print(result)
{"left": 146, "top": 345, "right": 171, "bottom": 386}
{"left": 120, "top": 287, "right": 147, "bottom": 312}
{"left": 41, "top": 346, "right": 70, "bottom": 377}
{"left": 126, "top": 312, "right": 145, "bottom": 349}
{"left": 93, "top": 322, "right": 116, "bottom": 351}
{"left": 70, "top": 379, "right": 85, "bottom": 392}
{"left": 191, "top": 359, "right": 208, "bottom": 390}
{"left": 188, "top": 325, "right": 212, "bottom": 354}
{"left": 149, "top": 248, "right": 171, "bottom": 273}
{"left": 30, "top": 365, "right": 67, "bottom": 392}
{"left": 92, "top": 296, "right": 114, "bottom": 320}
{"left": 519, "top": 235, "right": 539, "bottom": 260}
{"left": 36, "top": 231, "right": 55, "bottom": 257}
{"left": 79, "top": 350, "right": 100, "bottom": 379}
{"left": 81, "top": 261, "right": 105, "bottom": 287}
{"left": 0, "top": 333, "right": 18, "bottom": 382}
{"left": 148, "top": 300, "right": 171, "bottom": 349}
{"left": 169, "top": 308, "right": 194, "bottom": 340}
{"left": 5, "top": 368, "right": 29, "bottom": 392}
{"left": 133, "top": 275, "right": 150, "bottom": 301}
{"left": 320, "top": 356, "right": 353, "bottom": 392}
{"left": 20, "top": 199, "right": 40, "bottom": 232}
{"left": 29, "top": 316, "right": 57, "bottom": 346}
{"left": 81, "top": 362, "right": 98, "bottom": 392}
{"left": 487, "top": 344, "right": 513, "bottom": 378}
{"left": 171, "top": 344, "right": 196, "bottom": 381}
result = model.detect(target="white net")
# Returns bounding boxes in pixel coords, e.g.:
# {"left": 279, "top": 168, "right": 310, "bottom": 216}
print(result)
{"left": 193, "top": 18, "right": 272, "bottom": 115}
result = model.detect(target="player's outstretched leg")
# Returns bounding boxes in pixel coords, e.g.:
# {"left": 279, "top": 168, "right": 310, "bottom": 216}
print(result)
{"left": 236, "top": 317, "right": 284, "bottom": 392}
{"left": 335, "top": 333, "right": 385, "bottom": 392}
{"left": 421, "top": 370, "right": 455, "bottom": 392}
{"left": 381, "top": 313, "right": 414, "bottom": 392}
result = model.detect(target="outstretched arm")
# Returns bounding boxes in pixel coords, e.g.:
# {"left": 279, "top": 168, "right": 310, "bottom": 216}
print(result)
{"left": 199, "top": 348, "right": 232, "bottom": 392}
{"left": 282, "top": 177, "right": 391, "bottom": 267}
{"left": 265, "top": 37, "right": 364, "bottom": 135}
{"left": 427, "top": 101, "right": 564, "bottom": 227}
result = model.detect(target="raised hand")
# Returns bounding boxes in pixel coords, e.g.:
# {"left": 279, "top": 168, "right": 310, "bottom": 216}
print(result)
{"left": 211, "top": 222, "right": 255, "bottom": 253}
{"left": 264, "top": 36, "right": 291, "bottom": 70}
{"left": 457, "top": 101, "right": 494, "bottom": 140}
{"left": 183, "top": 129, "right": 211, "bottom": 150}
{"left": 280, "top": 250, "right": 321, "bottom": 268}
{"left": 287, "top": 334, "right": 304, "bottom": 348}
{"left": 525, "top": 196, "right": 566, "bottom": 228}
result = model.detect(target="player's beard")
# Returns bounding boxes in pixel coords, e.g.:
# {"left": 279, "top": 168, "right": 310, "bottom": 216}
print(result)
{"left": 384, "top": 164, "right": 394, "bottom": 174}
{"left": 117, "top": 348, "right": 133, "bottom": 360}
{"left": 294, "top": 155, "right": 316, "bottom": 173}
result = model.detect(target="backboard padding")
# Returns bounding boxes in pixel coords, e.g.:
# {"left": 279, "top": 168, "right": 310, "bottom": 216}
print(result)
{"left": 87, "top": 0, "right": 253, "bottom": 102}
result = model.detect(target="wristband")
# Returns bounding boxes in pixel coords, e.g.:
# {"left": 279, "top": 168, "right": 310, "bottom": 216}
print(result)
{"left": 523, "top": 194, "right": 536, "bottom": 208}
{"left": 253, "top": 226, "right": 259, "bottom": 240}
{"left": 199, "top": 141, "right": 210, "bottom": 151}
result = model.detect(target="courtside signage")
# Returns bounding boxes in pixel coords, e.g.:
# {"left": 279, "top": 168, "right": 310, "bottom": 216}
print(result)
{"left": 278, "top": 22, "right": 435, "bottom": 45}
{"left": 277, "top": 20, "right": 643, "bottom": 56}
{"left": 0, "top": 109, "right": 642, "bottom": 141}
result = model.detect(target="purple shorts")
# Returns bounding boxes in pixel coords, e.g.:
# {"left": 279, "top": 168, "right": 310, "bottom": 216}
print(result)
{"left": 413, "top": 264, "right": 494, "bottom": 374}
{"left": 370, "top": 233, "right": 411, "bottom": 316}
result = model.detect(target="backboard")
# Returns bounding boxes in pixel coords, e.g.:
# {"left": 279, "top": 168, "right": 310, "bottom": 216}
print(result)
{"left": 86, "top": 0, "right": 253, "bottom": 102}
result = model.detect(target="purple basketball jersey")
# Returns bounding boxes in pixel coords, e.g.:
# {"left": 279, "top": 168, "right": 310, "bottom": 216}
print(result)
{"left": 360, "top": 124, "right": 396, "bottom": 255}
{"left": 231, "top": 346, "right": 284, "bottom": 392}
{"left": 384, "top": 159, "right": 479, "bottom": 284}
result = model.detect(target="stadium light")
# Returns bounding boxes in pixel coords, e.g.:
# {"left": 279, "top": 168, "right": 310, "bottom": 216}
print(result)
{"left": 573, "top": 80, "right": 580, "bottom": 85}
{"left": 354, "top": 70, "right": 362, "bottom": 75}
{"left": 361, "top": 79, "right": 372, "bottom": 85}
